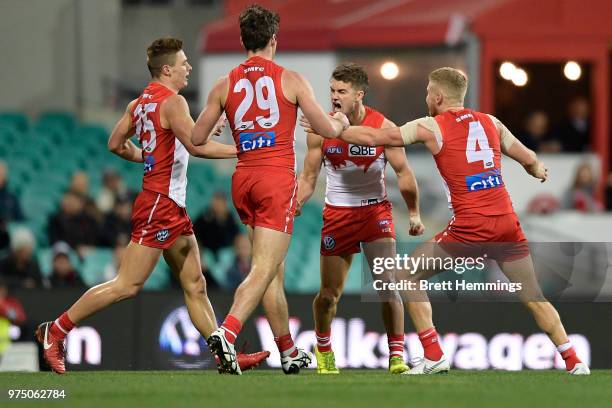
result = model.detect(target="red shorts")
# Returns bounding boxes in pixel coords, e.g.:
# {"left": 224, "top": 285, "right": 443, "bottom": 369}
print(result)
{"left": 131, "top": 189, "right": 194, "bottom": 249}
{"left": 434, "top": 213, "right": 529, "bottom": 261}
{"left": 321, "top": 201, "right": 395, "bottom": 256}
{"left": 231, "top": 167, "right": 297, "bottom": 234}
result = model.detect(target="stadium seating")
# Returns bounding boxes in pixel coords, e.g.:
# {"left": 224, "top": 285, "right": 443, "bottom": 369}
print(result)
{"left": 1, "top": 111, "right": 329, "bottom": 292}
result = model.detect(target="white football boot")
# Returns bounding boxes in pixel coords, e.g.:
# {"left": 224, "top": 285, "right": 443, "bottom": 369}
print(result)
{"left": 207, "top": 328, "right": 241, "bottom": 375}
{"left": 403, "top": 355, "right": 450, "bottom": 375}
{"left": 569, "top": 363, "right": 591, "bottom": 375}
{"left": 281, "top": 347, "right": 313, "bottom": 374}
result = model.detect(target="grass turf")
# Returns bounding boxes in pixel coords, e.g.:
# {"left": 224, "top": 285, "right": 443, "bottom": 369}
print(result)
{"left": 1, "top": 370, "right": 611, "bottom": 408}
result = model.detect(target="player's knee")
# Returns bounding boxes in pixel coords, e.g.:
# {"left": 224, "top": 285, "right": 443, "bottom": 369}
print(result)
{"left": 113, "top": 281, "right": 143, "bottom": 300}
{"left": 317, "top": 288, "right": 341, "bottom": 310}
{"left": 183, "top": 274, "right": 207, "bottom": 297}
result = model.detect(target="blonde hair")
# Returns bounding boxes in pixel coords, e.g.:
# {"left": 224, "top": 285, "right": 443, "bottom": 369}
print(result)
{"left": 428, "top": 67, "right": 468, "bottom": 104}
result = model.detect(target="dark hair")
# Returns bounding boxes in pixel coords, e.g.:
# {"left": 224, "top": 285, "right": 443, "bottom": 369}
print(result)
{"left": 332, "top": 63, "right": 369, "bottom": 94}
{"left": 239, "top": 5, "right": 280, "bottom": 52}
{"left": 146, "top": 37, "right": 183, "bottom": 78}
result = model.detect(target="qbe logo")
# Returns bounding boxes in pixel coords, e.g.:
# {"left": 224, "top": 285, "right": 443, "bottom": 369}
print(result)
{"left": 465, "top": 169, "right": 504, "bottom": 192}
{"left": 239, "top": 131, "right": 276, "bottom": 152}
{"left": 348, "top": 144, "right": 376, "bottom": 157}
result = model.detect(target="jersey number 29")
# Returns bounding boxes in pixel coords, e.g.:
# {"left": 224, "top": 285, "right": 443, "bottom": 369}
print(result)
{"left": 233, "top": 76, "right": 280, "bottom": 131}
{"left": 465, "top": 121, "right": 494, "bottom": 169}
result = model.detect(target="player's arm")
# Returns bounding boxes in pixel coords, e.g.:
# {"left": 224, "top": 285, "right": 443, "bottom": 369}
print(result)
{"left": 296, "top": 132, "right": 324, "bottom": 215}
{"left": 164, "top": 94, "right": 237, "bottom": 159}
{"left": 383, "top": 119, "right": 424, "bottom": 236}
{"left": 339, "top": 117, "right": 440, "bottom": 151}
{"left": 107, "top": 99, "right": 143, "bottom": 163}
{"left": 489, "top": 115, "right": 548, "bottom": 182}
{"left": 191, "top": 76, "right": 228, "bottom": 147}
{"left": 285, "top": 70, "right": 348, "bottom": 138}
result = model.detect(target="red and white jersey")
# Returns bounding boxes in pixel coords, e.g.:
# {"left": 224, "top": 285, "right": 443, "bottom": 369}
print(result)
{"left": 322, "top": 106, "right": 387, "bottom": 207}
{"left": 433, "top": 109, "right": 514, "bottom": 217}
{"left": 130, "top": 82, "right": 189, "bottom": 207}
{"left": 225, "top": 56, "right": 298, "bottom": 170}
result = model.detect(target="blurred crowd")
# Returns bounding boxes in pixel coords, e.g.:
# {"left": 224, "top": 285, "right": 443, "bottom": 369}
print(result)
{"left": 518, "top": 96, "right": 591, "bottom": 153}
{"left": 0, "top": 162, "right": 248, "bottom": 292}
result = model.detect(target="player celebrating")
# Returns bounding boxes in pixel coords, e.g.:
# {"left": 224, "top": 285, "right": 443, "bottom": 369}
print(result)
{"left": 36, "top": 37, "right": 268, "bottom": 374}
{"left": 296, "top": 63, "right": 423, "bottom": 374}
{"left": 191, "top": 5, "right": 348, "bottom": 375}
{"left": 326, "top": 67, "right": 590, "bottom": 375}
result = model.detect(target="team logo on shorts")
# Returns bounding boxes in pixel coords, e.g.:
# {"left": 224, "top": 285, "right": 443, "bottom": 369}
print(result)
{"left": 378, "top": 219, "right": 392, "bottom": 233}
{"left": 323, "top": 235, "right": 336, "bottom": 250}
{"left": 156, "top": 229, "right": 170, "bottom": 242}
{"left": 144, "top": 155, "right": 155, "bottom": 173}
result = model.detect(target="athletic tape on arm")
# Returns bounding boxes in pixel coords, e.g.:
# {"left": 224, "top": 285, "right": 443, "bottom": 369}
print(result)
{"left": 487, "top": 114, "right": 517, "bottom": 150}
{"left": 399, "top": 117, "right": 440, "bottom": 145}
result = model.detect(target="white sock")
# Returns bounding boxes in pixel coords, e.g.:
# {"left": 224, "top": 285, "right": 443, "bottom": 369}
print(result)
{"left": 557, "top": 342, "right": 572, "bottom": 353}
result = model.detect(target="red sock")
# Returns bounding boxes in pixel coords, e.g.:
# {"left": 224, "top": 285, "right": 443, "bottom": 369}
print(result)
{"left": 558, "top": 343, "right": 581, "bottom": 371}
{"left": 388, "top": 334, "right": 404, "bottom": 359}
{"left": 274, "top": 333, "right": 298, "bottom": 358}
{"left": 220, "top": 315, "right": 242, "bottom": 345}
{"left": 418, "top": 327, "right": 443, "bottom": 361}
{"left": 316, "top": 330, "right": 331, "bottom": 352}
{"left": 50, "top": 312, "right": 75, "bottom": 340}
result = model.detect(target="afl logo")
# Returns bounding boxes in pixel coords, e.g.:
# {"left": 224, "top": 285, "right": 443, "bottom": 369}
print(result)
{"left": 156, "top": 229, "right": 170, "bottom": 242}
{"left": 323, "top": 235, "right": 336, "bottom": 250}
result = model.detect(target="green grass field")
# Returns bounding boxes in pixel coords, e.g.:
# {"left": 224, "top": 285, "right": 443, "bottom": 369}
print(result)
{"left": 1, "top": 370, "right": 611, "bottom": 408}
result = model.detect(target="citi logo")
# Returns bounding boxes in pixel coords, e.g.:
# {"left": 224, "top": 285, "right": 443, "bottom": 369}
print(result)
{"left": 465, "top": 169, "right": 504, "bottom": 192}
{"left": 239, "top": 131, "right": 276, "bottom": 152}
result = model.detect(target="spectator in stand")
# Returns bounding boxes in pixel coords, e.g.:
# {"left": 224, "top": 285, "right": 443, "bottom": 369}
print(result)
{"left": 49, "top": 241, "right": 84, "bottom": 288}
{"left": 0, "top": 160, "right": 24, "bottom": 222}
{"left": 193, "top": 191, "right": 239, "bottom": 255}
{"left": 564, "top": 162, "right": 603, "bottom": 212}
{"left": 556, "top": 96, "right": 591, "bottom": 152}
{"left": 518, "top": 111, "right": 561, "bottom": 153}
{"left": 68, "top": 171, "right": 101, "bottom": 222}
{"left": 47, "top": 192, "right": 99, "bottom": 254}
{"left": 99, "top": 198, "right": 132, "bottom": 247}
{"left": 96, "top": 168, "right": 134, "bottom": 214}
{"left": 0, "top": 227, "right": 43, "bottom": 289}
{"left": 0, "top": 279, "right": 26, "bottom": 326}
{"left": 225, "top": 234, "right": 251, "bottom": 290}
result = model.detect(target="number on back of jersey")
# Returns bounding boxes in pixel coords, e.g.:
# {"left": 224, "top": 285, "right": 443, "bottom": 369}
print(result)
{"left": 465, "top": 121, "right": 494, "bottom": 169}
{"left": 233, "top": 76, "right": 280, "bottom": 131}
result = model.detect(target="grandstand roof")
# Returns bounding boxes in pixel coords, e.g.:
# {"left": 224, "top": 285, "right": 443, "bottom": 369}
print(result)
{"left": 201, "top": 0, "right": 612, "bottom": 52}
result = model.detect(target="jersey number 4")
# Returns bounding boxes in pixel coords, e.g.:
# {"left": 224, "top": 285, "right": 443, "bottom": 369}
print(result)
{"left": 466, "top": 121, "right": 494, "bottom": 169}
{"left": 233, "top": 76, "right": 280, "bottom": 131}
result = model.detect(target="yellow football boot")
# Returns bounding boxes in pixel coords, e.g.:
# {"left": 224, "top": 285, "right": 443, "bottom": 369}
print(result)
{"left": 315, "top": 347, "right": 340, "bottom": 374}
{"left": 389, "top": 356, "right": 409, "bottom": 374}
